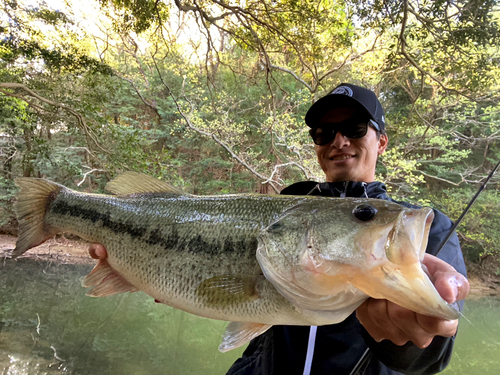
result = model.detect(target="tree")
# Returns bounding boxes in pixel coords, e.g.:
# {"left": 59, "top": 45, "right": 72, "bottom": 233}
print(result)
{"left": 2, "top": 0, "right": 500, "bottom": 264}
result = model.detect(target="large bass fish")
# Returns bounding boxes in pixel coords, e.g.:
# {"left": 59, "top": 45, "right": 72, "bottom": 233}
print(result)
{"left": 12, "top": 172, "right": 459, "bottom": 352}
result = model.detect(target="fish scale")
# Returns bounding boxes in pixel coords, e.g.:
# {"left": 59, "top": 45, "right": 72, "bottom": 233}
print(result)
{"left": 12, "top": 172, "right": 460, "bottom": 352}
{"left": 42, "top": 187, "right": 305, "bottom": 320}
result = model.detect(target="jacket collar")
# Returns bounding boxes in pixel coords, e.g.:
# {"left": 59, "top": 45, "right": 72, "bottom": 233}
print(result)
{"left": 310, "top": 181, "right": 389, "bottom": 199}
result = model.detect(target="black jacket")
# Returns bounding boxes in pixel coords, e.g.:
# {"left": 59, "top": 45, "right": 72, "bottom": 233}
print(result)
{"left": 226, "top": 181, "right": 467, "bottom": 375}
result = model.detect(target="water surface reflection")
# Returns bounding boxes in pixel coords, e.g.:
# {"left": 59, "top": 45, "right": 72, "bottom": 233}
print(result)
{"left": 443, "top": 295, "right": 500, "bottom": 375}
{"left": 2, "top": 258, "right": 500, "bottom": 374}
{"left": 1, "top": 258, "right": 243, "bottom": 374}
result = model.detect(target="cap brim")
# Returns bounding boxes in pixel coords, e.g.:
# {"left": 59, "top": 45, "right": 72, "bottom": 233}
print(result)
{"left": 305, "top": 95, "right": 375, "bottom": 128}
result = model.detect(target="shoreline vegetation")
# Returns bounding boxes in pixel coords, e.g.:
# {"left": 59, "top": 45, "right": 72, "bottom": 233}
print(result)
{"left": 2, "top": 1, "right": 500, "bottom": 315}
{"left": 1, "top": 234, "right": 498, "bottom": 299}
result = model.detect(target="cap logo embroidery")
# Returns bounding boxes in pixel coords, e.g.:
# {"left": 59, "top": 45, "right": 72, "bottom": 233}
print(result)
{"left": 331, "top": 86, "right": 353, "bottom": 97}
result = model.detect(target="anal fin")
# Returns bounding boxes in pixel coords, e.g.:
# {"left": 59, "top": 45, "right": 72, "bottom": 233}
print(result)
{"left": 83, "top": 259, "right": 138, "bottom": 297}
{"left": 219, "top": 322, "right": 272, "bottom": 353}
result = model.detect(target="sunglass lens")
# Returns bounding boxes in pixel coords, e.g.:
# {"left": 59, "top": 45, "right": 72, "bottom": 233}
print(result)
{"left": 310, "top": 120, "right": 369, "bottom": 145}
{"left": 309, "top": 127, "right": 334, "bottom": 145}
{"left": 341, "top": 122, "right": 368, "bottom": 138}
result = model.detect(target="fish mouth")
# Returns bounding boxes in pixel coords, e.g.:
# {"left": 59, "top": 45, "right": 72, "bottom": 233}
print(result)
{"left": 384, "top": 208, "right": 434, "bottom": 265}
{"left": 351, "top": 207, "right": 460, "bottom": 320}
{"left": 351, "top": 262, "right": 460, "bottom": 320}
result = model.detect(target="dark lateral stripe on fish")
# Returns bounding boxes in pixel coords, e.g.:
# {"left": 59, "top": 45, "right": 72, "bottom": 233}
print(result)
{"left": 50, "top": 200, "right": 258, "bottom": 255}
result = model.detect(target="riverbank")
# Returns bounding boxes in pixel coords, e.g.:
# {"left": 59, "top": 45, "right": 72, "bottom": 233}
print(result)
{"left": 0, "top": 234, "right": 93, "bottom": 265}
{"left": 1, "top": 234, "right": 499, "bottom": 298}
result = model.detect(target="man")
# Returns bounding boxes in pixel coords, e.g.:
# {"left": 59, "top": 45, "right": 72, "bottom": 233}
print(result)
{"left": 223, "top": 83, "right": 469, "bottom": 374}
{"left": 89, "top": 83, "right": 469, "bottom": 374}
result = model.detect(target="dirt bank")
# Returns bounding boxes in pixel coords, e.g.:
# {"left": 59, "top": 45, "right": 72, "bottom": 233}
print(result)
{"left": 0, "top": 234, "right": 94, "bottom": 265}
{"left": 1, "top": 234, "right": 499, "bottom": 298}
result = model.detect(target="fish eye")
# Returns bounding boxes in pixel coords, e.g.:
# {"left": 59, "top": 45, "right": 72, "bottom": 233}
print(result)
{"left": 352, "top": 204, "right": 377, "bottom": 222}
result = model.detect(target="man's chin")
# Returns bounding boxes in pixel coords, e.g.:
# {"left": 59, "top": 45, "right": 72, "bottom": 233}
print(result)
{"left": 326, "top": 172, "right": 357, "bottom": 182}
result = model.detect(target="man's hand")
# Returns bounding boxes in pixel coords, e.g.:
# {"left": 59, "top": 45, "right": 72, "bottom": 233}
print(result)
{"left": 356, "top": 254, "right": 470, "bottom": 349}
{"left": 89, "top": 243, "right": 107, "bottom": 260}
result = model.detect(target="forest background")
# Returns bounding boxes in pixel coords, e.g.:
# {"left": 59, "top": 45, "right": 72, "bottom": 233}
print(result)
{"left": 1, "top": 0, "right": 500, "bottom": 277}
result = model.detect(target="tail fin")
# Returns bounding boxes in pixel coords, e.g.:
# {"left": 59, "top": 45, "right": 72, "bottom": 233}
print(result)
{"left": 13, "top": 178, "right": 63, "bottom": 258}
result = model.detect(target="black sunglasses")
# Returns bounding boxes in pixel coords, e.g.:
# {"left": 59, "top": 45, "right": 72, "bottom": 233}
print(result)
{"left": 309, "top": 118, "right": 378, "bottom": 146}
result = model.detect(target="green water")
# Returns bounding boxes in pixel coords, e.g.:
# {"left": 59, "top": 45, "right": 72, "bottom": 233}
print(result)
{"left": 0, "top": 258, "right": 244, "bottom": 374}
{"left": 442, "top": 296, "right": 500, "bottom": 375}
{"left": 1, "top": 258, "right": 499, "bottom": 374}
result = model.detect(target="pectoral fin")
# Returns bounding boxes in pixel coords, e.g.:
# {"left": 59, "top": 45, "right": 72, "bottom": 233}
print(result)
{"left": 83, "top": 259, "right": 138, "bottom": 297}
{"left": 219, "top": 322, "right": 272, "bottom": 352}
{"left": 197, "top": 274, "right": 265, "bottom": 306}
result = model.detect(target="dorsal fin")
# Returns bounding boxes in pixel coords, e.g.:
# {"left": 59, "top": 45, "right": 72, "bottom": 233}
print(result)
{"left": 105, "top": 172, "right": 186, "bottom": 196}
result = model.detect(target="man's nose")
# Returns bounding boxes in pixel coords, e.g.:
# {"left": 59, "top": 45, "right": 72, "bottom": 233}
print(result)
{"left": 331, "top": 130, "right": 350, "bottom": 148}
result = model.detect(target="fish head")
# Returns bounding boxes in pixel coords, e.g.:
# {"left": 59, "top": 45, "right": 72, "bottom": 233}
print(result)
{"left": 257, "top": 198, "right": 459, "bottom": 320}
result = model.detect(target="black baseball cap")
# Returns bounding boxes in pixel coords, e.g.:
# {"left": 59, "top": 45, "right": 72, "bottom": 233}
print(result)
{"left": 305, "top": 83, "right": 386, "bottom": 133}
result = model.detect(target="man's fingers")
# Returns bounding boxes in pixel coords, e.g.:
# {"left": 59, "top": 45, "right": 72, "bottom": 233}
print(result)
{"left": 434, "top": 273, "right": 470, "bottom": 304}
{"left": 422, "top": 254, "right": 456, "bottom": 274}
{"left": 422, "top": 254, "right": 470, "bottom": 303}
{"left": 415, "top": 313, "right": 458, "bottom": 338}
{"left": 356, "top": 255, "right": 467, "bottom": 349}
{"left": 89, "top": 244, "right": 107, "bottom": 259}
{"left": 356, "top": 300, "right": 387, "bottom": 342}
{"left": 357, "top": 299, "right": 409, "bottom": 346}
{"left": 357, "top": 299, "right": 457, "bottom": 349}
{"left": 387, "top": 303, "right": 435, "bottom": 348}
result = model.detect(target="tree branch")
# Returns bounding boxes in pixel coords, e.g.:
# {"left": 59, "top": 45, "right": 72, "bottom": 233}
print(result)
{"left": 416, "top": 170, "right": 463, "bottom": 186}
{"left": 150, "top": 56, "right": 283, "bottom": 192}
{"left": 398, "top": 0, "right": 473, "bottom": 100}
{"left": 0, "top": 83, "right": 108, "bottom": 154}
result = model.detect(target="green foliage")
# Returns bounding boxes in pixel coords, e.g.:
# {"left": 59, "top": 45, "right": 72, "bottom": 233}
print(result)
{"left": 100, "top": 0, "right": 170, "bottom": 33}
{"left": 432, "top": 189, "right": 500, "bottom": 263}
{"left": 352, "top": 0, "right": 500, "bottom": 93}
{"left": 0, "top": 2, "right": 112, "bottom": 76}
{"left": 2, "top": 0, "right": 500, "bottom": 267}
{"left": 1, "top": 38, "right": 113, "bottom": 75}
{"left": 0, "top": 176, "right": 16, "bottom": 227}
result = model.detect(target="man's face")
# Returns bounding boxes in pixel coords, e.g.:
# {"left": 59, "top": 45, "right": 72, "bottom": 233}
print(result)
{"left": 314, "top": 107, "right": 388, "bottom": 183}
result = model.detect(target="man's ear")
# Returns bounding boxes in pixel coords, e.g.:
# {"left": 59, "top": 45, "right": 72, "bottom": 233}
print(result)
{"left": 378, "top": 134, "right": 388, "bottom": 155}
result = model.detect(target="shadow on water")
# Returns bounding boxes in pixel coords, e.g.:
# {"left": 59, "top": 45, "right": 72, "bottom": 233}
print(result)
{"left": 0, "top": 258, "right": 244, "bottom": 375}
